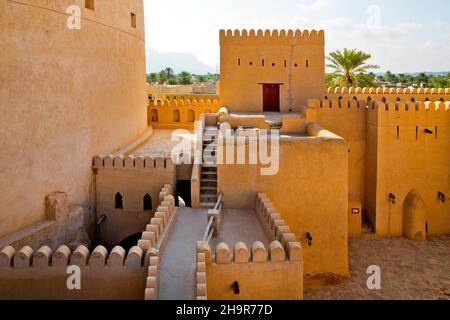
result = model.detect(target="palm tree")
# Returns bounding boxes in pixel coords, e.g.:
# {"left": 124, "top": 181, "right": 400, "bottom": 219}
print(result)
{"left": 158, "top": 67, "right": 174, "bottom": 84}
{"left": 326, "top": 49, "right": 379, "bottom": 87}
{"left": 177, "top": 71, "right": 193, "bottom": 85}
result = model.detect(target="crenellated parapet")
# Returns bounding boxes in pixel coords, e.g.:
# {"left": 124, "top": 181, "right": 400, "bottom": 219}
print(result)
{"left": 367, "top": 100, "right": 450, "bottom": 127}
{"left": 0, "top": 244, "right": 147, "bottom": 269}
{"left": 139, "top": 184, "right": 175, "bottom": 300}
{"left": 326, "top": 87, "right": 450, "bottom": 103}
{"left": 211, "top": 240, "right": 301, "bottom": 264}
{"left": 148, "top": 99, "right": 220, "bottom": 127}
{"left": 138, "top": 184, "right": 175, "bottom": 253}
{"left": 220, "top": 29, "right": 324, "bottom": 46}
{"left": 256, "top": 194, "right": 303, "bottom": 254}
{"left": 328, "top": 87, "right": 450, "bottom": 95}
{"left": 308, "top": 97, "right": 367, "bottom": 110}
{"left": 93, "top": 155, "right": 175, "bottom": 171}
{"left": 197, "top": 238, "right": 303, "bottom": 300}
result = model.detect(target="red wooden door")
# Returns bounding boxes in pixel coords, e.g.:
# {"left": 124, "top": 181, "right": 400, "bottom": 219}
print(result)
{"left": 263, "top": 84, "right": 280, "bottom": 112}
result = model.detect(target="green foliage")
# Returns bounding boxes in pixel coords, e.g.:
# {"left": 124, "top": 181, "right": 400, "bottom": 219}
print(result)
{"left": 428, "top": 76, "right": 450, "bottom": 88}
{"left": 326, "top": 48, "right": 379, "bottom": 87}
{"left": 177, "top": 71, "right": 193, "bottom": 85}
{"left": 146, "top": 69, "right": 219, "bottom": 85}
{"left": 381, "top": 71, "right": 450, "bottom": 88}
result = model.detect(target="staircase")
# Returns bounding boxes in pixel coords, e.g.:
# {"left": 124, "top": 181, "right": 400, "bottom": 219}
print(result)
{"left": 200, "top": 126, "right": 218, "bottom": 209}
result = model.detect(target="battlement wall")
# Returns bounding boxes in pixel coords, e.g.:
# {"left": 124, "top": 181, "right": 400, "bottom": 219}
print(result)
{"left": 94, "top": 153, "right": 176, "bottom": 246}
{"left": 93, "top": 155, "right": 175, "bottom": 171}
{"left": 367, "top": 100, "right": 450, "bottom": 127}
{"left": 1, "top": 0, "right": 147, "bottom": 239}
{"left": 196, "top": 239, "right": 302, "bottom": 300}
{"left": 148, "top": 99, "right": 220, "bottom": 129}
{"left": 365, "top": 100, "right": 450, "bottom": 237}
{"left": 0, "top": 244, "right": 147, "bottom": 300}
{"left": 220, "top": 29, "right": 324, "bottom": 46}
{"left": 256, "top": 193, "right": 301, "bottom": 247}
{"left": 326, "top": 87, "right": 450, "bottom": 103}
{"left": 0, "top": 185, "right": 175, "bottom": 300}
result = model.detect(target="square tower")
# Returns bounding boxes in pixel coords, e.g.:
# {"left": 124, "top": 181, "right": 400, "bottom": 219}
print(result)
{"left": 220, "top": 29, "right": 325, "bottom": 113}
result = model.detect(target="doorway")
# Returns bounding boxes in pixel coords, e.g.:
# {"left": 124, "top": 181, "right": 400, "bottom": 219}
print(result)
{"left": 176, "top": 180, "right": 191, "bottom": 207}
{"left": 263, "top": 84, "right": 280, "bottom": 112}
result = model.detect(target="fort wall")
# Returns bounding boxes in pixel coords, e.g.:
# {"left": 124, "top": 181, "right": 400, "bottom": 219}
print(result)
{"left": 326, "top": 87, "right": 450, "bottom": 103}
{"left": 217, "top": 128, "right": 349, "bottom": 277}
{"left": 366, "top": 101, "right": 450, "bottom": 236}
{"left": 197, "top": 239, "right": 302, "bottom": 300}
{"left": 0, "top": 0, "right": 148, "bottom": 238}
{"left": 148, "top": 99, "right": 220, "bottom": 129}
{"left": 0, "top": 244, "right": 147, "bottom": 300}
{"left": 220, "top": 29, "right": 325, "bottom": 113}
{"left": 306, "top": 99, "right": 367, "bottom": 216}
{"left": 94, "top": 156, "right": 176, "bottom": 247}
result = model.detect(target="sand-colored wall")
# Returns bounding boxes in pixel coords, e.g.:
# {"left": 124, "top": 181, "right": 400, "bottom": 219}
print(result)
{"left": 0, "top": 0, "right": 148, "bottom": 238}
{"left": 366, "top": 101, "right": 450, "bottom": 236}
{"left": 326, "top": 87, "right": 450, "bottom": 103}
{"left": 0, "top": 244, "right": 148, "bottom": 300}
{"left": 198, "top": 240, "right": 303, "bottom": 300}
{"left": 148, "top": 99, "right": 219, "bottom": 129}
{"left": 217, "top": 131, "right": 349, "bottom": 277}
{"left": 220, "top": 30, "right": 325, "bottom": 113}
{"left": 311, "top": 99, "right": 367, "bottom": 210}
{"left": 147, "top": 83, "right": 218, "bottom": 100}
{"left": 93, "top": 155, "right": 176, "bottom": 247}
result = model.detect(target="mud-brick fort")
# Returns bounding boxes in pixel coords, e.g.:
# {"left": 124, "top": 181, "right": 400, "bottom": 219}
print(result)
{"left": 0, "top": 0, "right": 449, "bottom": 300}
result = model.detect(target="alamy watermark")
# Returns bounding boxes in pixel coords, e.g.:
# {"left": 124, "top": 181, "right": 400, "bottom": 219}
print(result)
{"left": 171, "top": 122, "right": 280, "bottom": 176}
{"left": 66, "top": 265, "right": 81, "bottom": 290}
{"left": 366, "top": 265, "right": 382, "bottom": 290}
{"left": 66, "top": 5, "right": 81, "bottom": 30}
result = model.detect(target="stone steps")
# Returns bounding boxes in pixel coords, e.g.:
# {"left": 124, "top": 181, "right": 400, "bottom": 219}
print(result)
{"left": 200, "top": 126, "right": 219, "bottom": 210}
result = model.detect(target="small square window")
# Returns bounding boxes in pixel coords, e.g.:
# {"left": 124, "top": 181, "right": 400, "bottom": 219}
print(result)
{"left": 131, "top": 12, "right": 137, "bottom": 28}
{"left": 85, "top": 0, "right": 95, "bottom": 10}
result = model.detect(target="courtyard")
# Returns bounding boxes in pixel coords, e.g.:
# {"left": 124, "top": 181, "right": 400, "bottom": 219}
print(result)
{"left": 304, "top": 234, "right": 450, "bottom": 300}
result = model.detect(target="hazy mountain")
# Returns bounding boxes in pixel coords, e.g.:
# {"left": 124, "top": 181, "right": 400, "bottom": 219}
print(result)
{"left": 146, "top": 48, "right": 216, "bottom": 75}
{"left": 376, "top": 71, "right": 449, "bottom": 76}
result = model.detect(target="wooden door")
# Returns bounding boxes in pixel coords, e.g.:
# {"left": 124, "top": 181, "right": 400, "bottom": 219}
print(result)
{"left": 263, "top": 84, "right": 280, "bottom": 112}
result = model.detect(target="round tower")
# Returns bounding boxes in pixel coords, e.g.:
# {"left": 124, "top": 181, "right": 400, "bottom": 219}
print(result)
{"left": 0, "top": 0, "right": 147, "bottom": 237}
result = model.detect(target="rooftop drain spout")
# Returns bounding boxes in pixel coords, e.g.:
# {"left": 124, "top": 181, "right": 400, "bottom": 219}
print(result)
{"left": 306, "top": 232, "right": 313, "bottom": 247}
{"left": 232, "top": 281, "right": 240, "bottom": 295}
{"left": 438, "top": 192, "right": 446, "bottom": 203}
{"left": 389, "top": 193, "right": 396, "bottom": 204}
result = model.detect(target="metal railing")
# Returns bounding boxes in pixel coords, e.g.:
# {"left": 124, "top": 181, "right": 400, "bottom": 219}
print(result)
{"left": 202, "top": 192, "right": 224, "bottom": 243}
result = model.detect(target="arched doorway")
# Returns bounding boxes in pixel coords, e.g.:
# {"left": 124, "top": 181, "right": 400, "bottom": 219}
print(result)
{"left": 403, "top": 190, "right": 427, "bottom": 241}
{"left": 187, "top": 109, "right": 195, "bottom": 122}
{"left": 173, "top": 110, "right": 181, "bottom": 122}
{"left": 115, "top": 192, "right": 123, "bottom": 210}
{"left": 143, "top": 193, "right": 152, "bottom": 211}
{"left": 151, "top": 109, "right": 158, "bottom": 122}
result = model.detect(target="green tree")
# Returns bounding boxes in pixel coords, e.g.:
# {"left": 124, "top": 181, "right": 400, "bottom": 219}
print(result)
{"left": 429, "top": 76, "right": 450, "bottom": 88}
{"left": 384, "top": 71, "right": 398, "bottom": 84}
{"left": 146, "top": 73, "right": 158, "bottom": 84}
{"left": 167, "top": 76, "right": 178, "bottom": 85}
{"left": 196, "top": 75, "right": 207, "bottom": 83}
{"left": 177, "top": 71, "right": 193, "bottom": 85}
{"left": 326, "top": 48, "right": 379, "bottom": 87}
{"left": 158, "top": 67, "right": 174, "bottom": 84}
{"left": 416, "top": 72, "right": 429, "bottom": 85}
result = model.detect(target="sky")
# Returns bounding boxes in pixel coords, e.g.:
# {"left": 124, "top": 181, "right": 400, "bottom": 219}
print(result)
{"left": 144, "top": 0, "right": 450, "bottom": 73}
